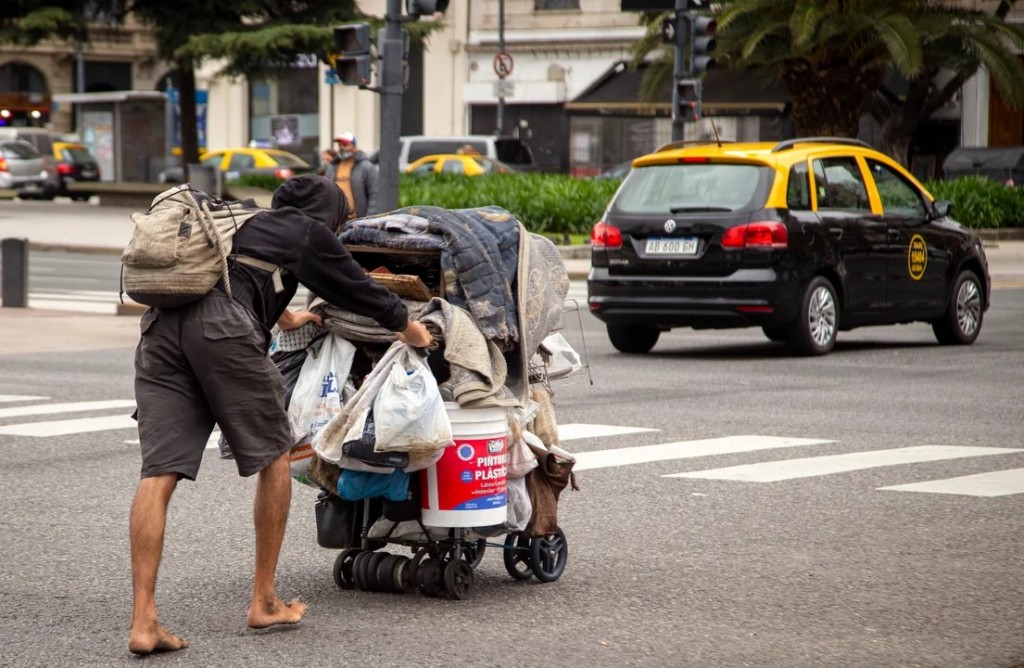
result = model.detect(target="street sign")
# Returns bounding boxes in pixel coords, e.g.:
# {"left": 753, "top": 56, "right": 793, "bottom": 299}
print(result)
{"left": 493, "top": 51, "right": 514, "bottom": 78}
{"left": 493, "top": 79, "right": 515, "bottom": 98}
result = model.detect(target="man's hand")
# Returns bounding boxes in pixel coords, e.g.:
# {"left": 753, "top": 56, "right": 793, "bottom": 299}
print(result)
{"left": 277, "top": 309, "right": 323, "bottom": 331}
{"left": 395, "top": 320, "right": 432, "bottom": 348}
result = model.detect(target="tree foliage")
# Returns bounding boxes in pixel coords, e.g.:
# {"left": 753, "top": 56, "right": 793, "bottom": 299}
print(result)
{"left": 629, "top": 0, "right": 1024, "bottom": 160}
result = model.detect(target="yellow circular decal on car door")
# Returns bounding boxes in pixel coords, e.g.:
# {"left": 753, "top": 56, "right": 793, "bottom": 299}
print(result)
{"left": 907, "top": 234, "right": 927, "bottom": 280}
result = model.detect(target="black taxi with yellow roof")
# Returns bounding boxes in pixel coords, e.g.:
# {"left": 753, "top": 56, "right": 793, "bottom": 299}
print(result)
{"left": 587, "top": 137, "right": 990, "bottom": 355}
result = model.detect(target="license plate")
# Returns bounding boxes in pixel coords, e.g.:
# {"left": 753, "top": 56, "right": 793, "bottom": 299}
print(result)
{"left": 81, "top": 170, "right": 96, "bottom": 178}
{"left": 645, "top": 237, "right": 698, "bottom": 255}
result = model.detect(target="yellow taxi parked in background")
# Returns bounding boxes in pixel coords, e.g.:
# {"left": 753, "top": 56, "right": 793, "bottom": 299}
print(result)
{"left": 158, "top": 147, "right": 312, "bottom": 183}
{"left": 588, "top": 137, "right": 991, "bottom": 356}
{"left": 406, "top": 153, "right": 515, "bottom": 176}
{"left": 52, "top": 141, "right": 100, "bottom": 200}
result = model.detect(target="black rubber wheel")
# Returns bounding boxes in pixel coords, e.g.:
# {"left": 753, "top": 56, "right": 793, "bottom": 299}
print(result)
{"left": 530, "top": 527, "right": 568, "bottom": 583}
{"left": 417, "top": 558, "right": 442, "bottom": 597}
{"left": 503, "top": 532, "right": 533, "bottom": 581}
{"left": 443, "top": 559, "right": 475, "bottom": 600}
{"left": 407, "top": 548, "right": 430, "bottom": 593}
{"left": 332, "top": 548, "right": 362, "bottom": 590}
{"left": 932, "top": 270, "right": 984, "bottom": 345}
{"left": 607, "top": 324, "right": 660, "bottom": 354}
{"left": 364, "top": 552, "right": 388, "bottom": 592}
{"left": 352, "top": 550, "right": 372, "bottom": 591}
{"left": 786, "top": 276, "right": 839, "bottom": 356}
{"left": 762, "top": 325, "right": 788, "bottom": 343}
{"left": 376, "top": 554, "right": 403, "bottom": 593}
{"left": 391, "top": 555, "right": 413, "bottom": 593}
{"left": 461, "top": 538, "right": 487, "bottom": 569}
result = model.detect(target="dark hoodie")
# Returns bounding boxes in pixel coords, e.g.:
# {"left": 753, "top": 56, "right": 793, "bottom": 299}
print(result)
{"left": 226, "top": 174, "right": 407, "bottom": 339}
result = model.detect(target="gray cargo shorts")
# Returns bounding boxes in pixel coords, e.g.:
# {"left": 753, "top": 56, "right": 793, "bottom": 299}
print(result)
{"left": 133, "top": 290, "right": 293, "bottom": 480}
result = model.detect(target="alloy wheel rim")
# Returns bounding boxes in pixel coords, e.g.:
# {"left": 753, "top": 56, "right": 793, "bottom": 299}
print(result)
{"left": 809, "top": 286, "right": 836, "bottom": 347}
{"left": 956, "top": 279, "right": 981, "bottom": 336}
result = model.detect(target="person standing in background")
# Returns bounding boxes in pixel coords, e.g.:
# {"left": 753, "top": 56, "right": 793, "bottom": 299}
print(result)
{"left": 326, "top": 131, "right": 379, "bottom": 220}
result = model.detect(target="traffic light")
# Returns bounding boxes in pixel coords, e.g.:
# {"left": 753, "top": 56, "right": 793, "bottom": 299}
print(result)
{"left": 689, "top": 15, "right": 717, "bottom": 74}
{"left": 676, "top": 78, "right": 702, "bottom": 122}
{"left": 332, "top": 23, "right": 372, "bottom": 87}
{"left": 407, "top": 0, "right": 449, "bottom": 16}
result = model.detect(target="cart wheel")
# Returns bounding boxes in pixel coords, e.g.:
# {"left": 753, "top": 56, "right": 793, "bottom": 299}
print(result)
{"left": 371, "top": 554, "right": 399, "bottom": 593}
{"left": 352, "top": 551, "right": 372, "bottom": 591}
{"left": 444, "top": 559, "right": 475, "bottom": 600}
{"left": 364, "top": 552, "right": 388, "bottom": 592}
{"left": 391, "top": 555, "right": 413, "bottom": 593}
{"left": 332, "top": 548, "right": 362, "bottom": 590}
{"left": 461, "top": 538, "right": 487, "bottom": 569}
{"left": 407, "top": 548, "right": 430, "bottom": 593}
{"left": 530, "top": 527, "right": 568, "bottom": 583}
{"left": 503, "top": 532, "right": 533, "bottom": 581}
{"left": 417, "top": 558, "right": 442, "bottom": 597}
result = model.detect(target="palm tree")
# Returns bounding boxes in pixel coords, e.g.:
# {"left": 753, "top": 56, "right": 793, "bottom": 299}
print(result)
{"left": 630, "top": 0, "right": 1024, "bottom": 158}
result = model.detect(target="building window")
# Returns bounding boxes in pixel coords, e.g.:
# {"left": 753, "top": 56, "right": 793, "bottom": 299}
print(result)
{"left": 535, "top": 0, "right": 579, "bottom": 10}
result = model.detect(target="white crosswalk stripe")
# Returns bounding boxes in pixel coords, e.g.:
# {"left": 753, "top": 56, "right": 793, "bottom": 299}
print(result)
{"left": 3, "top": 398, "right": 1022, "bottom": 497}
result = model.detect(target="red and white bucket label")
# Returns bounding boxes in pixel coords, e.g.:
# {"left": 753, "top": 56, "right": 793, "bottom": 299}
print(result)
{"left": 424, "top": 434, "right": 508, "bottom": 512}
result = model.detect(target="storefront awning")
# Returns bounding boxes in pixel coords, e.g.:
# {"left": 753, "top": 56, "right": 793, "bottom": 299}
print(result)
{"left": 566, "top": 60, "right": 791, "bottom": 116}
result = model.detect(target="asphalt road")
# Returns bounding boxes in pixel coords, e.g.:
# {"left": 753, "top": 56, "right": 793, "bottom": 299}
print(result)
{"left": 1, "top": 289, "right": 1022, "bottom": 667}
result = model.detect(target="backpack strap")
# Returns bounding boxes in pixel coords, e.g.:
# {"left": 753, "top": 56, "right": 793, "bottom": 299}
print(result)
{"left": 233, "top": 255, "right": 287, "bottom": 294}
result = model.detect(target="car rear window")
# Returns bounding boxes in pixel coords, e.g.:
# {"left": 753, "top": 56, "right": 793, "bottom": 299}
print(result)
{"left": 268, "top": 152, "right": 309, "bottom": 167}
{"left": 0, "top": 141, "right": 39, "bottom": 159}
{"left": 613, "top": 162, "right": 771, "bottom": 214}
{"left": 408, "top": 141, "right": 488, "bottom": 162}
{"left": 62, "top": 146, "right": 95, "bottom": 163}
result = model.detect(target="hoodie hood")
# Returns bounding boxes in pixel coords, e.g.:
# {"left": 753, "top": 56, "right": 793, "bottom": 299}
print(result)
{"left": 271, "top": 174, "right": 347, "bottom": 233}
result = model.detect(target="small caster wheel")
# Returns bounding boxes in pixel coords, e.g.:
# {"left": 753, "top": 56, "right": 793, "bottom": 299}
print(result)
{"left": 332, "top": 548, "right": 362, "bottom": 590}
{"left": 407, "top": 548, "right": 430, "bottom": 593}
{"left": 503, "top": 532, "right": 533, "bottom": 581}
{"left": 352, "top": 551, "right": 373, "bottom": 591}
{"left": 416, "top": 558, "right": 442, "bottom": 597}
{"left": 376, "top": 554, "right": 404, "bottom": 593}
{"left": 444, "top": 559, "right": 475, "bottom": 600}
{"left": 364, "top": 552, "right": 388, "bottom": 591}
{"left": 461, "top": 538, "right": 487, "bottom": 569}
{"left": 530, "top": 527, "right": 568, "bottom": 583}
{"left": 391, "top": 555, "right": 413, "bottom": 593}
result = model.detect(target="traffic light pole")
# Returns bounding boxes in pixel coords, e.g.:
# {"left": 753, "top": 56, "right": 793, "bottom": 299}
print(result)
{"left": 670, "top": 0, "right": 689, "bottom": 142}
{"left": 378, "top": 0, "right": 406, "bottom": 212}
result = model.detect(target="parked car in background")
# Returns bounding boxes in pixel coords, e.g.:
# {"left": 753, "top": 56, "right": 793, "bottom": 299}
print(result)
{"left": 157, "top": 147, "right": 313, "bottom": 184}
{"left": 406, "top": 153, "right": 515, "bottom": 176}
{"left": 595, "top": 159, "right": 634, "bottom": 180}
{"left": 52, "top": 141, "right": 100, "bottom": 201}
{"left": 0, "top": 140, "right": 48, "bottom": 198}
{"left": 588, "top": 137, "right": 991, "bottom": 356}
{"left": 0, "top": 127, "right": 58, "bottom": 198}
{"left": 397, "top": 135, "right": 534, "bottom": 172}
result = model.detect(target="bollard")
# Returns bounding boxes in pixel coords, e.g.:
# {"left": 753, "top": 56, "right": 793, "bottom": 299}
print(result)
{"left": 1, "top": 238, "right": 29, "bottom": 308}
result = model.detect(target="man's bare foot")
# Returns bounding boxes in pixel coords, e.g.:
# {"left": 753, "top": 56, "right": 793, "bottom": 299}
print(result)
{"left": 246, "top": 597, "right": 307, "bottom": 630}
{"left": 128, "top": 621, "right": 189, "bottom": 655}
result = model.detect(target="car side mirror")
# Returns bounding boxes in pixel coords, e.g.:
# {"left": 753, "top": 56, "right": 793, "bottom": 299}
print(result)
{"left": 931, "top": 199, "right": 952, "bottom": 220}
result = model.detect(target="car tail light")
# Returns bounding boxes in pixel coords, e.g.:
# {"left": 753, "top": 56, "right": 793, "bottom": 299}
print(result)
{"left": 57, "top": 163, "right": 74, "bottom": 175}
{"left": 274, "top": 168, "right": 294, "bottom": 179}
{"left": 678, "top": 156, "right": 711, "bottom": 164}
{"left": 0, "top": 157, "right": 7, "bottom": 172}
{"left": 721, "top": 221, "right": 788, "bottom": 249}
{"left": 591, "top": 222, "right": 622, "bottom": 250}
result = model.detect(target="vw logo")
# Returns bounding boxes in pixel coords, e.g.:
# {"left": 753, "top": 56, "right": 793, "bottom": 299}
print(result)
{"left": 663, "top": 219, "right": 677, "bottom": 233}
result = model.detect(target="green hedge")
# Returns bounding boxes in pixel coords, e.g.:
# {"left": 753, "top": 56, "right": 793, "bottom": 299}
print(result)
{"left": 399, "top": 173, "right": 620, "bottom": 236}
{"left": 925, "top": 176, "right": 1024, "bottom": 229}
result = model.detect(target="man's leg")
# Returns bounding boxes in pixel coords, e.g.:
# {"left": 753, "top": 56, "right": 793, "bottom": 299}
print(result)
{"left": 246, "top": 451, "right": 307, "bottom": 629}
{"left": 128, "top": 474, "right": 189, "bottom": 655}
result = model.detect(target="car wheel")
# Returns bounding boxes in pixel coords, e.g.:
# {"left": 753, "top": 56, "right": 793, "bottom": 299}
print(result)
{"left": 607, "top": 324, "right": 660, "bottom": 354}
{"left": 762, "top": 326, "right": 788, "bottom": 343}
{"left": 931, "top": 270, "right": 983, "bottom": 345}
{"left": 787, "top": 276, "right": 838, "bottom": 356}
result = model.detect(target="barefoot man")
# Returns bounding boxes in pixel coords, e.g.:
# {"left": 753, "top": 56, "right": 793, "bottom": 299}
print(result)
{"left": 128, "top": 175, "right": 431, "bottom": 654}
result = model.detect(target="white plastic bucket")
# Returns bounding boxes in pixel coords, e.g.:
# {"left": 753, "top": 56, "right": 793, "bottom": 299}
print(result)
{"left": 420, "top": 403, "right": 508, "bottom": 528}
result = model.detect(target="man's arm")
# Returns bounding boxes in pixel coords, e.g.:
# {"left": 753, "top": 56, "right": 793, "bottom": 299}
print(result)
{"left": 363, "top": 162, "right": 379, "bottom": 215}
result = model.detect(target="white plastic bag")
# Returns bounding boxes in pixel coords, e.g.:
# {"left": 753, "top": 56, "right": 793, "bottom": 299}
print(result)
{"left": 287, "top": 333, "right": 357, "bottom": 446}
{"left": 372, "top": 346, "right": 453, "bottom": 452}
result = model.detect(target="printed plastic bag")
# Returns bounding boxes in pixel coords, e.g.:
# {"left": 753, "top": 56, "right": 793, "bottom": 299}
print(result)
{"left": 288, "top": 333, "right": 356, "bottom": 446}
{"left": 372, "top": 346, "right": 453, "bottom": 453}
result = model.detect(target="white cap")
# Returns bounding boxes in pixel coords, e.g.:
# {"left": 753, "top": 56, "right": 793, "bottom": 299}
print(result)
{"left": 334, "top": 131, "right": 356, "bottom": 145}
